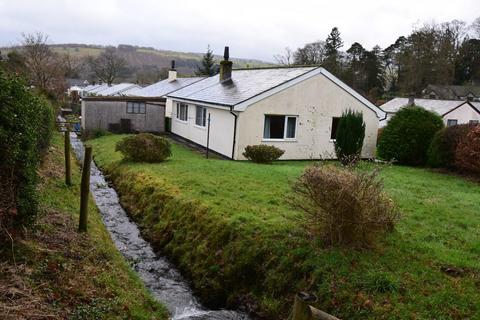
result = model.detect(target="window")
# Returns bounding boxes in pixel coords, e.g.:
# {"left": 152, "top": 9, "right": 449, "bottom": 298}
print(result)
{"left": 330, "top": 117, "right": 340, "bottom": 140}
{"left": 469, "top": 120, "right": 479, "bottom": 125}
{"left": 447, "top": 119, "right": 458, "bottom": 127}
{"left": 126, "top": 102, "right": 146, "bottom": 114}
{"left": 263, "top": 115, "right": 297, "bottom": 140}
{"left": 195, "top": 106, "right": 207, "bottom": 127}
{"left": 176, "top": 103, "right": 188, "bottom": 121}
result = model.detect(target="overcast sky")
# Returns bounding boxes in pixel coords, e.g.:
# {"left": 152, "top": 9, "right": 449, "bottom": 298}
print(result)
{"left": 0, "top": 0, "right": 478, "bottom": 62}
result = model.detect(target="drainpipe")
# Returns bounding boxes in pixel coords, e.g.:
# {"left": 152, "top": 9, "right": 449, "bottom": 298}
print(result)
{"left": 230, "top": 106, "right": 238, "bottom": 160}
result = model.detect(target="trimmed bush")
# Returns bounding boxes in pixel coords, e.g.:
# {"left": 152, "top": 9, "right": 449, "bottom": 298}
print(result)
{"left": 455, "top": 125, "right": 480, "bottom": 174}
{"left": 427, "top": 124, "right": 474, "bottom": 168}
{"left": 0, "top": 68, "right": 54, "bottom": 228}
{"left": 115, "top": 133, "right": 172, "bottom": 163}
{"left": 334, "top": 109, "right": 366, "bottom": 165}
{"left": 243, "top": 145, "right": 285, "bottom": 163}
{"left": 377, "top": 106, "right": 444, "bottom": 166}
{"left": 290, "top": 164, "right": 399, "bottom": 248}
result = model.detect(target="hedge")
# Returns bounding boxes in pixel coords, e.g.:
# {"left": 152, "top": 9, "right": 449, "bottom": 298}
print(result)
{"left": 377, "top": 106, "right": 444, "bottom": 166}
{"left": 0, "top": 68, "right": 54, "bottom": 228}
{"left": 427, "top": 124, "right": 474, "bottom": 168}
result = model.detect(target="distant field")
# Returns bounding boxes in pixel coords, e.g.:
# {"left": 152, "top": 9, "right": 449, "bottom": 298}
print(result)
{"left": 89, "top": 134, "right": 480, "bottom": 320}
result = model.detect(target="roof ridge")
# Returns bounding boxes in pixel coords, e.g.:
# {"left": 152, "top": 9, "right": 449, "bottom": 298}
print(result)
{"left": 232, "top": 65, "right": 319, "bottom": 71}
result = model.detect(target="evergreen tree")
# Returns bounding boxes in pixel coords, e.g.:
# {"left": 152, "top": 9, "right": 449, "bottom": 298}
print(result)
{"left": 324, "top": 27, "right": 344, "bottom": 74}
{"left": 334, "top": 110, "right": 365, "bottom": 165}
{"left": 196, "top": 45, "right": 216, "bottom": 76}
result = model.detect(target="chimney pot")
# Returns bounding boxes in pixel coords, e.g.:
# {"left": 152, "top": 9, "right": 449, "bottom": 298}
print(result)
{"left": 168, "top": 60, "right": 178, "bottom": 82}
{"left": 407, "top": 94, "right": 415, "bottom": 106}
{"left": 224, "top": 46, "right": 229, "bottom": 61}
{"left": 220, "top": 46, "right": 233, "bottom": 82}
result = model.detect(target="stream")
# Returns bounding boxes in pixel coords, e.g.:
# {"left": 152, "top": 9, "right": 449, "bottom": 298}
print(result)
{"left": 70, "top": 133, "right": 249, "bottom": 320}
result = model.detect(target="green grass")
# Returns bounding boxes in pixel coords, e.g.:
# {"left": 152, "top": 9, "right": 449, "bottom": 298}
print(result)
{"left": 89, "top": 134, "right": 480, "bottom": 319}
{"left": 0, "top": 133, "right": 168, "bottom": 319}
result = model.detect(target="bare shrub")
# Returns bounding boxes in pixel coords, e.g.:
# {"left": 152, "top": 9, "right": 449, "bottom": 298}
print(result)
{"left": 290, "top": 164, "right": 399, "bottom": 247}
{"left": 455, "top": 125, "right": 480, "bottom": 174}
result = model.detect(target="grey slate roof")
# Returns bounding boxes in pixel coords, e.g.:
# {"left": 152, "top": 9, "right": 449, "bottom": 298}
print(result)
{"left": 128, "top": 77, "right": 204, "bottom": 97}
{"left": 167, "top": 67, "right": 317, "bottom": 107}
{"left": 96, "top": 83, "right": 141, "bottom": 96}
{"left": 380, "top": 98, "right": 465, "bottom": 115}
{"left": 85, "top": 84, "right": 111, "bottom": 94}
{"left": 423, "top": 84, "right": 480, "bottom": 100}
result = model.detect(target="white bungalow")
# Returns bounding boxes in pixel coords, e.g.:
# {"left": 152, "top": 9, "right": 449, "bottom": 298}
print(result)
{"left": 380, "top": 97, "right": 480, "bottom": 127}
{"left": 166, "top": 47, "right": 385, "bottom": 160}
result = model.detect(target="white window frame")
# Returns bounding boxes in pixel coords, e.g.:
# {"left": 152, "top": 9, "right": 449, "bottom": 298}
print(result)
{"left": 446, "top": 119, "right": 458, "bottom": 127}
{"left": 469, "top": 120, "right": 479, "bottom": 124}
{"left": 176, "top": 102, "right": 188, "bottom": 122}
{"left": 195, "top": 105, "right": 207, "bottom": 127}
{"left": 262, "top": 114, "right": 298, "bottom": 141}
{"left": 126, "top": 101, "right": 146, "bottom": 114}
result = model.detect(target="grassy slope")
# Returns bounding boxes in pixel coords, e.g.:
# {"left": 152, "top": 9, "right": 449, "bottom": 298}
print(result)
{"left": 0, "top": 133, "right": 168, "bottom": 319}
{"left": 89, "top": 134, "right": 480, "bottom": 319}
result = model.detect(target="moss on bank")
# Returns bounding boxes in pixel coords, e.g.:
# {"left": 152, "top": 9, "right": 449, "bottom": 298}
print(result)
{"left": 90, "top": 134, "right": 480, "bottom": 320}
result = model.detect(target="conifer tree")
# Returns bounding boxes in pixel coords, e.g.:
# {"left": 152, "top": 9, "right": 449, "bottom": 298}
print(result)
{"left": 196, "top": 45, "right": 216, "bottom": 76}
{"left": 334, "top": 110, "right": 365, "bottom": 165}
{"left": 324, "top": 27, "right": 344, "bottom": 74}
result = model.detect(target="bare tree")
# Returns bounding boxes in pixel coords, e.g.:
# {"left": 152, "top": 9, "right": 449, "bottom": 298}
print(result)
{"left": 472, "top": 17, "right": 480, "bottom": 37}
{"left": 274, "top": 47, "right": 294, "bottom": 66}
{"left": 293, "top": 41, "right": 326, "bottom": 65}
{"left": 62, "top": 53, "right": 84, "bottom": 79}
{"left": 21, "top": 32, "right": 66, "bottom": 95}
{"left": 87, "top": 46, "right": 127, "bottom": 84}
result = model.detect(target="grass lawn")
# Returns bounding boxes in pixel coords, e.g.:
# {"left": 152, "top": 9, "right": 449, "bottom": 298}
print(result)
{"left": 89, "top": 134, "right": 480, "bottom": 319}
{"left": 0, "top": 133, "right": 168, "bottom": 319}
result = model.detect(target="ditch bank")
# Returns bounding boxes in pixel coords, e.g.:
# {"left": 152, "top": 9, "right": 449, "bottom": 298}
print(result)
{"left": 92, "top": 162, "right": 322, "bottom": 319}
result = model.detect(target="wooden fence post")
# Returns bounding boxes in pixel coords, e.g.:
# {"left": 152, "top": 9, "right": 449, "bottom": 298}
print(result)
{"left": 64, "top": 129, "right": 71, "bottom": 186}
{"left": 292, "top": 292, "right": 341, "bottom": 320}
{"left": 79, "top": 146, "right": 92, "bottom": 233}
{"left": 292, "top": 292, "right": 314, "bottom": 320}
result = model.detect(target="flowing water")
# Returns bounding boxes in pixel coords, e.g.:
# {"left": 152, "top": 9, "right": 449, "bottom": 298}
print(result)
{"left": 70, "top": 133, "right": 249, "bottom": 320}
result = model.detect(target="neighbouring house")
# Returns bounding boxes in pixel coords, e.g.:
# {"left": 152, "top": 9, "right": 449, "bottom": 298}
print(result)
{"left": 81, "top": 61, "right": 203, "bottom": 134}
{"left": 379, "top": 97, "right": 480, "bottom": 127}
{"left": 166, "top": 47, "right": 385, "bottom": 160}
{"left": 128, "top": 61, "right": 204, "bottom": 117}
{"left": 81, "top": 96, "right": 166, "bottom": 133}
{"left": 422, "top": 84, "right": 480, "bottom": 102}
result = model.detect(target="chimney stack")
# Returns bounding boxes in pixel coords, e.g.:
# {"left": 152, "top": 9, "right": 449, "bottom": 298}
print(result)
{"left": 168, "top": 60, "right": 177, "bottom": 82}
{"left": 407, "top": 94, "right": 415, "bottom": 106}
{"left": 219, "top": 46, "right": 232, "bottom": 82}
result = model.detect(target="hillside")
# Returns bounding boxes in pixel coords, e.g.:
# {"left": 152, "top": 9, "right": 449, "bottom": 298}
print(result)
{"left": 1, "top": 43, "right": 273, "bottom": 83}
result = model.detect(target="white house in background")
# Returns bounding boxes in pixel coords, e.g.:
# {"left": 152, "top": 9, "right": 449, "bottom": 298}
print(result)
{"left": 379, "top": 97, "right": 480, "bottom": 127}
{"left": 166, "top": 47, "right": 385, "bottom": 160}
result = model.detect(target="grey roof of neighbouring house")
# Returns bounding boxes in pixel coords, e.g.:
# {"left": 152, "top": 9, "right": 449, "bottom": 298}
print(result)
{"left": 380, "top": 98, "right": 466, "bottom": 116}
{"left": 96, "top": 83, "right": 141, "bottom": 96}
{"left": 423, "top": 84, "right": 480, "bottom": 99}
{"left": 85, "top": 84, "right": 111, "bottom": 94}
{"left": 168, "top": 67, "right": 318, "bottom": 107}
{"left": 128, "top": 77, "right": 205, "bottom": 97}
